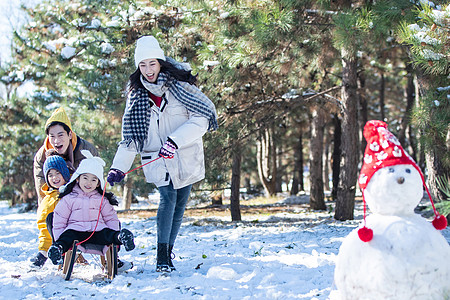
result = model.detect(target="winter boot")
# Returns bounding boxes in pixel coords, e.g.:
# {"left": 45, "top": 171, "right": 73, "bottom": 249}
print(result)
{"left": 168, "top": 244, "right": 176, "bottom": 271}
{"left": 30, "top": 252, "right": 47, "bottom": 268}
{"left": 118, "top": 229, "right": 135, "bottom": 251}
{"left": 156, "top": 243, "right": 171, "bottom": 273}
{"left": 48, "top": 244, "right": 64, "bottom": 265}
{"left": 117, "top": 259, "right": 134, "bottom": 273}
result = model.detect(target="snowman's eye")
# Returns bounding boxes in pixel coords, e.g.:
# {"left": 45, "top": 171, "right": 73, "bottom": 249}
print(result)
{"left": 405, "top": 168, "right": 411, "bottom": 173}
{"left": 388, "top": 168, "right": 395, "bottom": 173}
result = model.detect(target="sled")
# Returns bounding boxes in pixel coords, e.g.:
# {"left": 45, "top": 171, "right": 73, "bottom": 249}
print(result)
{"left": 61, "top": 240, "right": 118, "bottom": 281}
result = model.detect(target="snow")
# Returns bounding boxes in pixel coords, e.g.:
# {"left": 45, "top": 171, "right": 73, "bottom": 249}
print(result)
{"left": 437, "top": 86, "right": 450, "bottom": 91}
{"left": 87, "top": 19, "right": 102, "bottom": 29}
{"left": 1, "top": 199, "right": 449, "bottom": 299}
{"left": 100, "top": 43, "right": 115, "bottom": 55}
{"left": 422, "top": 48, "right": 445, "bottom": 60}
{"left": 97, "top": 58, "right": 117, "bottom": 69}
{"left": 203, "top": 60, "right": 220, "bottom": 67}
{"left": 61, "top": 47, "right": 77, "bottom": 60}
{"left": 105, "top": 18, "right": 121, "bottom": 28}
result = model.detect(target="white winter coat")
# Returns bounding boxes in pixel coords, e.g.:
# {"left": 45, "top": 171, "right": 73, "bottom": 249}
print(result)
{"left": 111, "top": 88, "right": 209, "bottom": 189}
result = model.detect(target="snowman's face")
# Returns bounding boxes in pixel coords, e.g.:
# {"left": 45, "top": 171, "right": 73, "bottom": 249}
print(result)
{"left": 364, "top": 164, "right": 423, "bottom": 216}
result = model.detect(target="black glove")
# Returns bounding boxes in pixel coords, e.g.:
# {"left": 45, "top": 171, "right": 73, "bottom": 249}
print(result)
{"left": 107, "top": 168, "right": 125, "bottom": 186}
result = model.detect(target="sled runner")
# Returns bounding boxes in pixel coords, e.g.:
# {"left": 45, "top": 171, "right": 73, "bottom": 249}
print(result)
{"left": 61, "top": 240, "right": 118, "bottom": 281}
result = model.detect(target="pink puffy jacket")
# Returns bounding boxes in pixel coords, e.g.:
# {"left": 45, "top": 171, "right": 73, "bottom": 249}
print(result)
{"left": 53, "top": 184, "right": 120, "bottom": 241}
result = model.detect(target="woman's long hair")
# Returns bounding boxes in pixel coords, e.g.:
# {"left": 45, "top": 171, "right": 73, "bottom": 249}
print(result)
{"left": 128, "top": 58, "right": 197, "bottom": 92}
{"left": 59, "top": 179, "right": 119, "bottom": 206}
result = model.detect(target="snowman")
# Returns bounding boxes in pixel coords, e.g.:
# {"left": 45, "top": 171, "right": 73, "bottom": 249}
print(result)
{"left": 334, "top": 120, "right": 449, "bottom": 300}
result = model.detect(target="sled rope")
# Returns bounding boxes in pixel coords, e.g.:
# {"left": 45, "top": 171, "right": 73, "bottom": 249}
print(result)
{"left": 76, "top": 156, "right": 163, "bottom": 246}
{"left": 123, "top": 156, "right": 163, "bottom": 176}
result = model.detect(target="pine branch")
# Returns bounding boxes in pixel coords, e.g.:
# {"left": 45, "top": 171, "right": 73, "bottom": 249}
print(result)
{"left": 225, "top": 85, "right": 342, "bottom": 115}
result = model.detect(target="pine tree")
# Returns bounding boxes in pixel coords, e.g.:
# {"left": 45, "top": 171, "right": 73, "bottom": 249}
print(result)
{"left": 1, "top": 0, "right": 201, "bottom": 205}
{"left": 325, "top": 0, "right": 448, "bottom": 220}
{"left": 0, "top": 92, "right": 41, "bottom": 207}
{"left": 397, "top": 2, "right": 450, "bottom": 201}
{"left": 182, "top": 0, "right": 342, "bottom": 197}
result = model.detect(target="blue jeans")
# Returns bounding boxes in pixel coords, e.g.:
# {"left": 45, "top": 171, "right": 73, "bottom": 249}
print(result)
{"left": 157, "top": 181, "right": 192, "bottom": 245}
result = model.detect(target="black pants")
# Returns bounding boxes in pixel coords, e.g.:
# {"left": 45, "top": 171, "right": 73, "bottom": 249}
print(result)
{"left": 56, "top": 228, "right": 120, "bottom": 253}
{"left": 47, "top": 212, "right": 122, "bottom": 253}
{"left": 46, "top": 212, "right": 55, "bottom": 242}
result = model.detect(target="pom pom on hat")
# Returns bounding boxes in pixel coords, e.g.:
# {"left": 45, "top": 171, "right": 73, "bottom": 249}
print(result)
{"left": 134, "top": 36, "right": 166, "bottom": 68}
{"left": 358, "top": 226, "right": 374, "bottom": 242}
{"left": 65, "top": 150, "right": 106, "bottom": 188}
{"left": 357, "top": 120, "right": 447, "bottom": 242}
{"left": 43, "top": 152, "right": 71, "bottom": 187}
{"left": 432, "top": 214, "right": 448, "bottom": 230}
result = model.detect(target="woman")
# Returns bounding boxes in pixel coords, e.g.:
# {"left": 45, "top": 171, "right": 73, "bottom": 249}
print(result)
{"left": 107, "top": 36, "right": 217, "bottom": 273}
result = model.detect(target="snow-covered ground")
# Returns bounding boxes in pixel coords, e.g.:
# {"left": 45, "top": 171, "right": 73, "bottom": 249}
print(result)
{"left": 0, "top": 199, "right": 449, "bottom": 300}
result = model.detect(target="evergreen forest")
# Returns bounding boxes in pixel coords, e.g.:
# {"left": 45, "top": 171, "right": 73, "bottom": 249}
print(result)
{"left": 0, "top": 0, "right": 449, "bottom": 222}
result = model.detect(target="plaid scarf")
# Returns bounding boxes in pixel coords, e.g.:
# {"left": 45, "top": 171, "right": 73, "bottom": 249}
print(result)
{"left": 120, "top": 88, "right": 151, "bottom": 151}
{"left": 121, "top": 72, "right": 218, "bottom": 152}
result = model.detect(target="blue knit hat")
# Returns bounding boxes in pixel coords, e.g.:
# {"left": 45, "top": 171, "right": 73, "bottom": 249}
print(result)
{"left": 43, "top": 155, "right": 71, "bottom": 186}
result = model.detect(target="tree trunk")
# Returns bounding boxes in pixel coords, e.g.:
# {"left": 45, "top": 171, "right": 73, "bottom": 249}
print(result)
{"left": 332, "top": 114, "right": 341, "bottom": 201}
{"left": 21, "top": 181, "right": 35, "bottom": 211}
{"left": 335, "top": 51, "right": 359, "bottom": 221}
{"left": 414, "top": 76, "right": 426, "bottom": 171}
{"left": 211, "top": 184, "right": 223, "bottom": 206}
{"left": 323, "top": 126, "right": 332, "bottom": 192}
{"left": 290, "top": 127, "right": 304, "bottom": 195}
{"left": 299, "top": 133, "right": 305, "bottom": 192}
{"left": 358, "top": 71, "right": 368, "bottom": 157}
{"left": 379, "top": 72, "right": 385, "bottom": 121}
{"left": 425, "top": 150, "right": 449, "bottom": 201}
{"left": 256, "top": 125, "right": 277, "bottom": 196}
{"left": 122, "top": 177, "right": 133, "bottom": 210}
{"left": 309, "top": 106, "right": 326, "bottom": 210}
{"left": 408, "top": 123, "right": 419, "bottom": 165}
{"left": 275, "top": 141, "right": 283, "bottom": 193}
{"left": 398, "top": 64, "right": 415, "bottom": 148}
{"left": 230, "top": 147, "right": 242, "bottom": 221}
{"left": 244, "top": 176, "right": 252, "bottom": 194}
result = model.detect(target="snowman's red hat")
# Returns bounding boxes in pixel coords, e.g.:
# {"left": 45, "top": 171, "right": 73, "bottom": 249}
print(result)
{"left": 357, "top": 120, "right": 447, "bottom": 242}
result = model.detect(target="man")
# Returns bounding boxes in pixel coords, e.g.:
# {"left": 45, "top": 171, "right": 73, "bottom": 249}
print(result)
{"left": 33, "top": 107, "right": 98, "bottom": 205}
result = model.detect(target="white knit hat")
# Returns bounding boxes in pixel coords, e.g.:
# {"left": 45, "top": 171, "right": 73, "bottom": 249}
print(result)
{"left": 66, "top": 150, "right": 106, "bottom": 188}
{"left": 134, "top": 36, "right": 166, "bottom": 67}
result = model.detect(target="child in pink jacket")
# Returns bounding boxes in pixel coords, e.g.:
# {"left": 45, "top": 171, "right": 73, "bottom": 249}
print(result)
{"left": 48, "top": 150, "right": 135, "bottom": 265}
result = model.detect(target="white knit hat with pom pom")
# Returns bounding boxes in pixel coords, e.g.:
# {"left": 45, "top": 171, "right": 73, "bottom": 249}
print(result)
{"left": 66, "top": 150, "right": 106, "bottom": 188}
